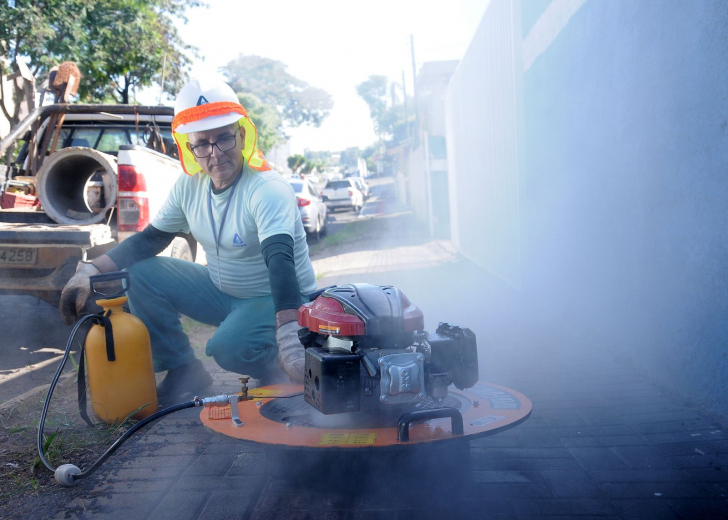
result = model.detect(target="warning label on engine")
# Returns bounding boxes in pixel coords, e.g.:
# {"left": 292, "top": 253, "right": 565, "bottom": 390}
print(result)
{"left": 318, "top": 433, "right": 377, "bottom": 445}
{"left": 318, "top": 325, "right": 341, "bottom": 334}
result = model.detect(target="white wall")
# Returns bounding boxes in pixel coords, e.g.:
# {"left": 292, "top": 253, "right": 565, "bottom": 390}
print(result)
{"left": 445, "top": 0, "right": 523, "bottom": 288}
{"left": 445, "top": 0, "right": 728, "bottom": 419}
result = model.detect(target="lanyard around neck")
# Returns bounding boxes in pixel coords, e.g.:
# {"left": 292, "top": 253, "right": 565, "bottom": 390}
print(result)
{"left": 208, "top": 172, "right": 242, "bottom": 258}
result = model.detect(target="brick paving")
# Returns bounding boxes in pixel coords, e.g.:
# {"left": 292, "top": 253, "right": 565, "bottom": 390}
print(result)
{"left": 33, "top": 196, "right": 728, "bottom": 519}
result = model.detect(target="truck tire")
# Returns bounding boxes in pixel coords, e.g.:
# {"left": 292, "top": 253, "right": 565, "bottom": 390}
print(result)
{"left": 170, "top": 237, "right": 193, "bottom": 262}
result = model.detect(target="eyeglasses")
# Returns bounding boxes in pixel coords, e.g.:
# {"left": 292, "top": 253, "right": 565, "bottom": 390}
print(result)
{"left": 189, "top": 133, "right": 238, "bottom": 158}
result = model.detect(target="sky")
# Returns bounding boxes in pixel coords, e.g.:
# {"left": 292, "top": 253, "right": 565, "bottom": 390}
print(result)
{"left": 158, "top": 0, "right": 488, "bottom": 154}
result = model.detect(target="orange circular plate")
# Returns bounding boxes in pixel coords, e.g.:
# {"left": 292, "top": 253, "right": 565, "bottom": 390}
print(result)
{"left": 200, "top": 381, "right": 532, "bottom": 449}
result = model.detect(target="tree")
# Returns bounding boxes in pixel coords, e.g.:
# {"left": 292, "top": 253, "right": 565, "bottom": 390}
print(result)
{"left": 222, "top": 55, "right": 333, "bottom": 133}
{"left": 287, "top": 154, "right": 307, "bottom": 174}
{"left": 287, "top": 154, "right": 325, "bottom": 176}
{"left": 355, "top": 75, "right": 388, "bottom": 138}
{"left": 237, "top": 92, "right": 280, "bottom": 153}
{"left": 304, "top": 149, "right": 332, "bottom": 164}
{"left": 361, "top": 143, "right": 378, "bottom": 174}
{"left": 356, "top": 75, "right": 410, "bottom": 143}
{"left": 339, "top": 147, "right": 359, "bottom": 170}
{"left": 0, "top": 0, "right": 201, "bottom": 103}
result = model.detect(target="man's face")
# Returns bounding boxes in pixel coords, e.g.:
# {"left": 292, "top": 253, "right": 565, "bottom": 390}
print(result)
{"left": 187, "top": 123, "right": 245, "bottom": 188}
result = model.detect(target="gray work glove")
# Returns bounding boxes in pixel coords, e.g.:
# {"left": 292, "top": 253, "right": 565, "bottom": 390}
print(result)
{"left": 60, "top": 261, "right": 99, "bottom": 326}
{"left": 276, "top": 321, "right": 305, "bottom": 383}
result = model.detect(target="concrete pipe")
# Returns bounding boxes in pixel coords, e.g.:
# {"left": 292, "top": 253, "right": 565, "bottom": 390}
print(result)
{"left": 36, "top": 147, "right": 117, "bottom": 225}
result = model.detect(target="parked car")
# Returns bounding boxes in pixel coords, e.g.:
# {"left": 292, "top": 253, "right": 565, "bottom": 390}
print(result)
{"left": 287, "top": 178, "right": 327, "bottom": 241}
{"left": 320, "top": 178, "right": 364, "bottom": 212}
{"left": 349, "top": 176, "right": 369, "bottom": 200}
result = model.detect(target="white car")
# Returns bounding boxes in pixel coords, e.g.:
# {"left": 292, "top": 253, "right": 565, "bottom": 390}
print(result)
{"left": 349, "top": 176, "right": 369, "bottom": 200}
{"left": 320, "top": 178, "right": 364, "bottom": 212}
{"left": 287, "top": 178, "right": 327, "bottom": 241}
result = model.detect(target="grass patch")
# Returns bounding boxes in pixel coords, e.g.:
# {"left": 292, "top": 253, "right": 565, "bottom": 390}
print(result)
{"left": 309, "top": 218, "right": 380, "bottom": 255}
{"left": 0, "top": 374, "right": 142, "bottom": 503}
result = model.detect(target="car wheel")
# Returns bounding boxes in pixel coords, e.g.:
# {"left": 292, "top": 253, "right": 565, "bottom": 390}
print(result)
{"left": 170, "top": 236, "right": 193, "bottom": 262}
{"left": 320, "top": 215, "right": 327, "bottom": 237}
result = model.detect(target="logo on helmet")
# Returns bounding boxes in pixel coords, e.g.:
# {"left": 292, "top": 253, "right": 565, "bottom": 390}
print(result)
{"left": 197, "top": 95, "right": 209, "bottom": 106}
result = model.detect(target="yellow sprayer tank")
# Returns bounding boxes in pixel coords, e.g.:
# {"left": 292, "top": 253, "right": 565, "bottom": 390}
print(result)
{"left": 84, "top": 296, "right": 158, "bottom": 424}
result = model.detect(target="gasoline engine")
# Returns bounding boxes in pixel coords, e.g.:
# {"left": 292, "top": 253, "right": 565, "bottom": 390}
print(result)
{"left": 298, "top": 284, "right": 479, "bottom": 416}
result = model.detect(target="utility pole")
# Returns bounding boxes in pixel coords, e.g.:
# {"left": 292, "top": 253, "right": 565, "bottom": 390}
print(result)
{"left": 424, "top": 131, "right": 435, "bottom": 237}
{"left": 410, "top": 34, "right": 420, "bottom": 147}
{"left": 411, "top": 35, "right": 433, "bottom": 236}
{"left": 402, "top": 69, "right": 410, "bottom": 140}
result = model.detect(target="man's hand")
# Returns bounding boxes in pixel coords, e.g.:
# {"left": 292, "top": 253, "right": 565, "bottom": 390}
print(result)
{"left": 60, "top": 261, "right": 100, "bottom": 326}
{"left": 276, "top": 319, "right": 305, "bottom": 383}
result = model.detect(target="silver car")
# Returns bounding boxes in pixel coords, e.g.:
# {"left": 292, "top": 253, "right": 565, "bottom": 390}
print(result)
{"left": 288, "top": 178, "right": 328, "bottom": 241}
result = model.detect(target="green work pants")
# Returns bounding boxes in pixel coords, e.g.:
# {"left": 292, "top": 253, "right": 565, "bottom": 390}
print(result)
{"left": 126, "top": 256, "right": 283, "bottom": 380}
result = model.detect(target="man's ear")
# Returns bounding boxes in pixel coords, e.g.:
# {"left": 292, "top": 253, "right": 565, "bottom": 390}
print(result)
{"left": 185, "top": 141, "right": 192, "bottom": 152}
{"left": 239, "top": 125, "right": 246, "bottom": 143}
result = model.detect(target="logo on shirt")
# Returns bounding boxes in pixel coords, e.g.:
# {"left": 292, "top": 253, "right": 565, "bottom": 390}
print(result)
{"left": 233, "top": 233, "right": 247, "bottom": 247}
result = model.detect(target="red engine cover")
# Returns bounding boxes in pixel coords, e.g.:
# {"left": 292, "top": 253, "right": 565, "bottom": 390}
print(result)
{"left": 298, "top": 296, "right": 366, "bottom": 336}
{"left": 298, "top": 287, "right": 424, "bottom": 336}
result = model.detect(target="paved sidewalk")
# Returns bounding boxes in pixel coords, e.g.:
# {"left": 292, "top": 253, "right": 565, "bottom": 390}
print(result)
{"left": 15, "top": 211, "right": 728, "bottom": 519}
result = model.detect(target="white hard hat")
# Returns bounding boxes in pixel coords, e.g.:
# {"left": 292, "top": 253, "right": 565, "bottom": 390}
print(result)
{"left": 173, "top": 79, "right": 242, "bottom": 134}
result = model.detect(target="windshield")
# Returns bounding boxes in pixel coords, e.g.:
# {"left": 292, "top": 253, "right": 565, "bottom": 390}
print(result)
{"left": 326, "top": 180, "right": 350, "bottom": 189}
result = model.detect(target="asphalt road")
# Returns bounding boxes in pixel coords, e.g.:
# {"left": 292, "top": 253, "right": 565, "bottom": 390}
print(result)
{"left": 320, "top": 177, "right": 396, "bottom": 236}
{"left": 0, "top": 295, "right": 75, "bottom": 404}
{"left": 0, "top": 176, "right": 397, "bottom": 406}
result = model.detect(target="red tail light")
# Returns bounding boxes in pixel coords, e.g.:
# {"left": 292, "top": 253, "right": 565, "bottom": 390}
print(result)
{"left": 117, "top": 165, "right": 150, "bottom": 232}
{"left": 348, "top": 190, "right": 353, "bottom": 197}
{"left": 297, "top": 197, "right": 311, "bottom": 207}
{"left": 117, "top": 164, "right": 148, "bottom": 191}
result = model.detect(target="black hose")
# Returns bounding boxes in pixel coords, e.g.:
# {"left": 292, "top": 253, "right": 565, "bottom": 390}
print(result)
{"left": 37, "top": 314, "right": 97, "bottom": 472}
{"left": 73, "top": 401, "right": 195, "bottom": 480}
{"left": 37, "top": 314, "right": 196, "bottom": 483}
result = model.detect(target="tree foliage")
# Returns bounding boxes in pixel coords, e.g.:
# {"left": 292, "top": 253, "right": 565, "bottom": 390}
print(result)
{"left": 0, "top": 0, "right": 201, "bottom": 103}
{"left": 339, "top": 147, "right": 360, "bottom": 169}
{"left": 356, "top": 74, "right": 410, "bottom": 142}
{"left": 237, "top": 92, "right": 280, "bottom": 154}
{"left": 222, "top": 55, "right": 333, "bottom": 131}
{"left": 287, "top": 153, "right": 307, "bottom": 174}
{"left": 356, "top": 75, "right": 388, "bottom": 137}
{"left": 287, "top": 153, "right": 325, "bottom": 175}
